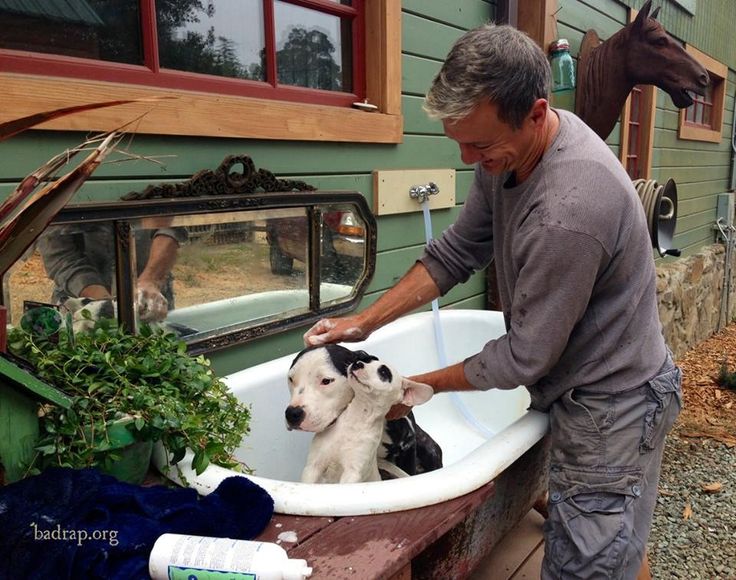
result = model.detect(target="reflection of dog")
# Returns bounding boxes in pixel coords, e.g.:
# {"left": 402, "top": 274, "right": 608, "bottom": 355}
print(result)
{"left": 285, "top": 345, "right": 443, "bottom": 484}
{"left": 60, "top": 297, "right": 196, "bottom": 336}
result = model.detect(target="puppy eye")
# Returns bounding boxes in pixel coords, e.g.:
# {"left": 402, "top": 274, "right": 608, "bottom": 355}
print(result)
{"left": 321, "top": 378, "right": 334, "bottom": 386}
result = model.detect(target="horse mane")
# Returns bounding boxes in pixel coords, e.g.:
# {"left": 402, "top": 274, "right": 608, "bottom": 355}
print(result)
{"left": 575, "top": 28, "right": 633, "bottom": 139}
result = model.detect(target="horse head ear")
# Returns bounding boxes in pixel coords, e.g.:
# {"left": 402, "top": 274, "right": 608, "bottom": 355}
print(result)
{"left": 634, "top": 0, "right": 653, "bottom": 28}
{"left": 650, "top": 6, "right": 661, "bottom": 20}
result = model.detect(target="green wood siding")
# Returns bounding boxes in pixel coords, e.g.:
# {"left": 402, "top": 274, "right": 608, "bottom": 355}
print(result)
{"left": 0, "top": 2, "right": 496, "bottom": 373}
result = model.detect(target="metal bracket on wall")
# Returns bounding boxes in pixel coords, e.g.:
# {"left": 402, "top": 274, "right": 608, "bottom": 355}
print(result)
{"left": 373, "top": 169, "right": 455, "bottom": 216}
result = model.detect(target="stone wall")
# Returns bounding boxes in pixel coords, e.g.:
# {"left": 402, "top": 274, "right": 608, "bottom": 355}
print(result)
{"left": 656, "top": 243, "right": 736, "bottom": 358}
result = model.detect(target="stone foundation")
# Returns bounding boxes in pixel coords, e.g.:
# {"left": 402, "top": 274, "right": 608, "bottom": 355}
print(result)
{"left": 656, "top": 243, "right": 735, "bottom": 359}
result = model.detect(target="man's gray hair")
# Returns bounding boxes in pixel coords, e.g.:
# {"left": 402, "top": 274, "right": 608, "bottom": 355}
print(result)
{"left": 424, "top": 24, "right": 551, "bottom": 129}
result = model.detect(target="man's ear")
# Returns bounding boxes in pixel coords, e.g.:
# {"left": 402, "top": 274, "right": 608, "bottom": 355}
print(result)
{"left": 529, "top": 98, "right": 549, "bottom": 128}
{"left": 400, "top": 378, "right": 434, "bottom": 406}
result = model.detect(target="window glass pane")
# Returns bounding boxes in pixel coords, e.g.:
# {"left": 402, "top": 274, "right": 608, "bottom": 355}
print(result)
{"left": 274, "top": 1, "right": 353, "bottom": 92}
{"left": 157, "top": 0, "right": 265, "bottom": 81}
{"left": 685, "top": 103, "right": 695, "bottom": 123}
{"left": 703, "top": 104, "right": 711, "bottom": 127}
{"left": 0, "top": 0, "right": 142, "bottom": 64}
{"left": 695, "top": 101, "right": 704, "bottom": 125}
{"left": 629, "top": 125, "right": 639, "bottom": 155}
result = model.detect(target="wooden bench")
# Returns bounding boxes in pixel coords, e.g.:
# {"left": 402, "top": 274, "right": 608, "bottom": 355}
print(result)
{"left": 255, "top": 438, "right": 549, "bottom": 579}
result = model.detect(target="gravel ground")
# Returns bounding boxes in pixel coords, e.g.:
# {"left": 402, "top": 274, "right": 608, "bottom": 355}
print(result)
{"left": 646, "top": 322, "right": 736, "bottom": 579}
{"left": 649, "top": 433, "right": 736, "bottom": 579}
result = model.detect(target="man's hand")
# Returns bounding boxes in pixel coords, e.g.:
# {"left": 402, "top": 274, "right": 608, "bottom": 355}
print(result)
{"left": 136, "top": 284, "right": 168, "bottom": 322}
{"left": 303, "top": 315, "right": 369, "bottom": 346}
{"left": 385, "top": 403, "right": 412, "bottom": 420}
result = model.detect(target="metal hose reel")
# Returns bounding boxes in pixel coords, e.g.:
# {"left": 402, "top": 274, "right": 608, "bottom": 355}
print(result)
{"left": 632, "top": 178, "right": 680, "bottom": 257}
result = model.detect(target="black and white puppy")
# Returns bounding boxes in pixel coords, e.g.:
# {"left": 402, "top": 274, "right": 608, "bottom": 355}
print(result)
{"left": 59, "top": 297, "right": 196, "bottom": 336}
{"left": 285, "top": 344, "right": 443, "bottom": 483}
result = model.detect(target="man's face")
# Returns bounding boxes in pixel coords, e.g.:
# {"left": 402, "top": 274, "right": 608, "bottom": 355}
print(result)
{"left": 443, "top": 100, "right": 545, "bottom": 177}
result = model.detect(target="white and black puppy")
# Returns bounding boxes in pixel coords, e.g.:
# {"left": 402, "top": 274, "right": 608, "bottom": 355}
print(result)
{"left": 59, "top": 297, "right": 196, "bottom": 336}
{"left": 285, "top": 344, "right": 443, "bottom": 483}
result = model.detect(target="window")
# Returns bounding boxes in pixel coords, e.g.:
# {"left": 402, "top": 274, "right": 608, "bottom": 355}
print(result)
{"left": 620, "top": 84, "right": 656, "bottom": 180}
{"left": 684, "top": 83, "right": 714, "bottom": 127}
{"left": 678, "top": 45, "right": 726, "bottom": 143}
{"left": 0, "top": 1, "right": 400, "bottom": 143}
{"left": 619, "top": 6, "right": 657, "bottom": 181}
{"left": 0, "top": 1, "right": 364, "bottom": 108}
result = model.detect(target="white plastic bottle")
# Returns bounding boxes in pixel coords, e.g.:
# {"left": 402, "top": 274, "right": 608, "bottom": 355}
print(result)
{"left": 149, "top": 533, "right": 313, "bottom": 580}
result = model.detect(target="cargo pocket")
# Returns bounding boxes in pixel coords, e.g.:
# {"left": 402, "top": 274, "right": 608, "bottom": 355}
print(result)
{"left": 639, "top": 365, "right": 682, "bottom": 454}
{"left": 544, "top": 464, "right": 642, "bottom": 579}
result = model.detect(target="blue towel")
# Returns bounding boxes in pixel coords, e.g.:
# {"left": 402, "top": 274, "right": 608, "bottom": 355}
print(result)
{"left": 0, "top": 467, "right": 274, "bottom": 579}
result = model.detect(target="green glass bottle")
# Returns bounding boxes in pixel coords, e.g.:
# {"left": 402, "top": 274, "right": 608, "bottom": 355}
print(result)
{"left": 549, "top": 38, "right": 576, "bottom": 111}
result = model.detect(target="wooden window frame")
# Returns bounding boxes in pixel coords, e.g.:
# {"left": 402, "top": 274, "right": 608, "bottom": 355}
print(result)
{"left": 619, "top": 7, "right": 657, "bottom": 180}
{"left": 620, "top": 85, "right": 656, "bottom": 179}
{"left": 678, "top": 45, "right": 726, "bottom": 144}
{"left": 517, "top": 0, "right": 558, "bottom": 51}
{"left": 0, "top": 1, "right": 402, "bottom": 143}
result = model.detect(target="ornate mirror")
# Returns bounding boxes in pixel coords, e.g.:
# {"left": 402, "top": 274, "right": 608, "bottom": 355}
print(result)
{"left": 2, "top": 191, "right": 376, "bottom": 354}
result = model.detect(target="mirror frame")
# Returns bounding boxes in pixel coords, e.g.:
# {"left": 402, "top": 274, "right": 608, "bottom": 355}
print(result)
{"left": 6, "top": 191, "right": 376, "bottom": 354}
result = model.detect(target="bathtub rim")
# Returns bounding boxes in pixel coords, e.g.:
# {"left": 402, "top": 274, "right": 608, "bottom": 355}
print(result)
{"left": 153, "top": 308, "right": 551, "bottom": 516}
{"left": 152, "top": 409, "right": 548, "bottom": 516}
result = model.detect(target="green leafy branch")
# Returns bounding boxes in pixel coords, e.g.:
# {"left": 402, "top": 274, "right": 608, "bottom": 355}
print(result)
{"left": 9, "top": 317, "right": 251, "bottom": 477}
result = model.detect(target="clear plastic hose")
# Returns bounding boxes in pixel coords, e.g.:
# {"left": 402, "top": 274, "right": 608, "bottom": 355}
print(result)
{"left": 420, "top": 200, "right": 495, "bottom": 439}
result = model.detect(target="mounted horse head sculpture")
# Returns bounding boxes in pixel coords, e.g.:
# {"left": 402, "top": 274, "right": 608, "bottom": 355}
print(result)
{"left": 575, "top": 0, "right": 709, "bottom": 140}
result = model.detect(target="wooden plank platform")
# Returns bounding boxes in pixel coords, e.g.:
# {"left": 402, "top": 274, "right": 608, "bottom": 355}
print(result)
{"left": 254, "top": 438, "right": 550, "bottom": 579}
{"left": 469, "top": 510, "right": 545, "bottom": 579}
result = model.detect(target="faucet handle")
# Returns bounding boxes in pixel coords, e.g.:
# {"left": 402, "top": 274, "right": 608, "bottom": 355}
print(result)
{"left": 409, "top": 182, "right": 440, "bottom": 203}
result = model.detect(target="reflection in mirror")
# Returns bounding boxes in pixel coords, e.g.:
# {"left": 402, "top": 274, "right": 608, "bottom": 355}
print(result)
{"left": 132, "top": 209, "right": 310, "bottom": 340}
{"left": 320, "top": 205, "right": 366, "bottom": 306}
{"left": 4, "top": 249, "right": 56, "bottom": 329}
{"left": 2, "top": 193, "right": 375, "bottom": 353}
{"left": 5, "top": 223, "right": 129, "bottom": 332}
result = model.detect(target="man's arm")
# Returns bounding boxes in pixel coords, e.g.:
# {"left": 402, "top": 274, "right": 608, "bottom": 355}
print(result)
{"left": 137, "top": 233, "right": 179, "bottom": 292}
{"left": 136, "top": 233, "right": 180, "bottom": 321}
{"left": 304, "top": 261, "right": 441, "bottom": 345}
{"left": 37, "top": 226, "right": 111, "bottom": 299}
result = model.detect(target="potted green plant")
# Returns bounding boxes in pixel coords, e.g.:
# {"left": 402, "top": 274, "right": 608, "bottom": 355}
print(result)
{"left": 8, "top": 315, "right": 251, "bottom": 484}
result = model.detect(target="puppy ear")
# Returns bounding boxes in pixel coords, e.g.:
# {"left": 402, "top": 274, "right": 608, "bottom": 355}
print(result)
{"left": 354, "top": 350, "right": 378, "bottom": 363}
{"left": 400, "top": 379, "right": 434, "bottom": 406}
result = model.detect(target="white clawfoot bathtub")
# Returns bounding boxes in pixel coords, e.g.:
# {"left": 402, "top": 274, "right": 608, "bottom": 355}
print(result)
{"left": 154, "top": 309, "right": 549, "bottom": 516}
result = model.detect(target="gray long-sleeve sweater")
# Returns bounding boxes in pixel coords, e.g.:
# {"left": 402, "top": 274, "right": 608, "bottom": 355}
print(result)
{"left": 420, "top": 109, "right": 667, "bottom": 411}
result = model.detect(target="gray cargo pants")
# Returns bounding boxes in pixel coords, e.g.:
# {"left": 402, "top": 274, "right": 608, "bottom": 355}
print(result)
{"left": 541, "top": 355, "right": 682, "bottom": 579}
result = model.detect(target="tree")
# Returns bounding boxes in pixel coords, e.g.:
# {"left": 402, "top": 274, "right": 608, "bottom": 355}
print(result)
{"left": 276, "top": 26, "right": 343, "bottom": 91}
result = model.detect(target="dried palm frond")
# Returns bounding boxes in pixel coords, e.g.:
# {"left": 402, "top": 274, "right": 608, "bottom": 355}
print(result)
{"left": 0, "top": 97, "right": 173, "bottom": 275}
{"left": 0, "top": 131, "right": 121, "bottom": 275}
{"left": 0, "top": 97, "right": 172, "bottom": 142}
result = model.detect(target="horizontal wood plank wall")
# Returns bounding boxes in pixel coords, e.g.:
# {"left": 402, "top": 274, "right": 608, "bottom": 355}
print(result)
{"left": 0, "top": 1, "right": 496, "bottom": 373}
{"left": 553, "top": 0, "right": 628, "bottom": 153}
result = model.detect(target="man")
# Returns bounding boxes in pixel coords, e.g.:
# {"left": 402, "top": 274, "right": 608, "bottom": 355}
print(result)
{"left": 304, "top": 23, "right": 681, "bottom": 579}
{"left": 38, "top": 223, "right": 184, "bottom": 323}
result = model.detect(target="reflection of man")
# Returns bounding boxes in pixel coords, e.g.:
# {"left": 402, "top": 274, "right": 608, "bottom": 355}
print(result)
{"left": 37, "top": 224, "right": 185, "bottom": 322}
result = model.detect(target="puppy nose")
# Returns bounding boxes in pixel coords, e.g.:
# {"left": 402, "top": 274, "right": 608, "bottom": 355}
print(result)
{"left": 353, "top": 361, "right": 364, "bottom": 370}
{"left": 285, "top": 406, "right": 305, "bottom": 427}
